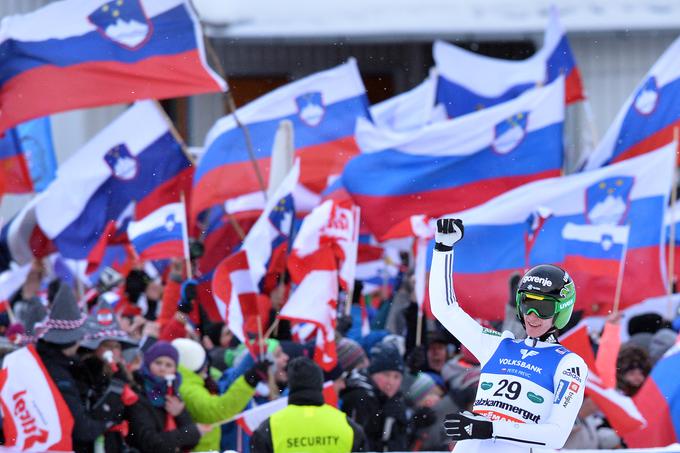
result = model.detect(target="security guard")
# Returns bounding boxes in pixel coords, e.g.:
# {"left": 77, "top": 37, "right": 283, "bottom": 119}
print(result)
{"left": 251, "top": 356, "right": 365, "bottom": 453}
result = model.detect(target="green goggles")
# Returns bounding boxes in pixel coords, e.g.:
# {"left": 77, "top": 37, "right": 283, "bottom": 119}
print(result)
{"left": 519, "top": 292, "right": 558, "bottom": 319}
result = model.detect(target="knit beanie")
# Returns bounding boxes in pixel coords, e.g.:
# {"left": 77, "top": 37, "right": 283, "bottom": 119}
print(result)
{"left": 337, "top": 337, "right": 368, "bottom": 372}
{"left": 368, "top": 342, "right": 404, "bottom": 375}
{"left": 143, "top": 341, "right": 179, "bottom": 368}
{"left": 407, "top": 372, "right": 437, "bottom": 406}
{"left": 288, "top": 356, "right": 323, "bottom": 394}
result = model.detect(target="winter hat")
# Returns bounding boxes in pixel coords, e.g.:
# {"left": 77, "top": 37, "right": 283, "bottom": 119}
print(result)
{"left": 143, "top": 341, "right": 179, "bottom": 368}
{"left": 407, "top": 372, "right": 437, "bottom": 406}
{"left": 41, "top": 283, "right": 87, "bottom": 345}
{"left": 649, "top": 328, "right": 677, "bottom": 364}
{"left": 628, "top": 313, "right": 663, "bottom": 336}
{"left": 80, "top": 299, "right": 137, "bottom": 350}
{"left": 336, "top": 337, "right": 368, "bottom": 372}
{"left": 172, "top": 338, "right": 207, "bottom": 372}
{"left": 323, "top": 363, "right": 345, "bottom": 382}
{"left": 288, "top": 356, "right": 323, "bottom": 394}
{"left": 368, "top": 342, "right": 404, "bottom": 375}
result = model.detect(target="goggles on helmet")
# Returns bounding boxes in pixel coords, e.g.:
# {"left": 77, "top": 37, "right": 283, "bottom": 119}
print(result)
{"left": 519, "top": 292, "right": 558, "bottom": 319}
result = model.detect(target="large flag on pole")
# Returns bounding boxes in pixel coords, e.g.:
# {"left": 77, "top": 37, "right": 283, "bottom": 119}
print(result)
{"left": 193, "top": 60, "right": 369, "bottom": 217}
{"left": 582, "top": 36, "right": 680, "bottom": 170}
{"left": 0, "top": 345, "right": 74, "bottom": 451}
{"left": 0, "top": 0, "right": 226, "bottom": 134}
{"left": 212, "top": 161, "right": 299, "bottom": 341}
{"left": 343, "top": 77, "right": 564, "bottom": 240}
{"left": 34, "top": 101, "right": 193, "bottom": 260}
{"left": 440, "top": 143, "right": 675, "bottom": 320}
{"left": 434, "top": 8, "right": 583, "bottom": 118}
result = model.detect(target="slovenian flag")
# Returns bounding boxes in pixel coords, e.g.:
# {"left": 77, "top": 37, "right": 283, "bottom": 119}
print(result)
{"left": 343, "top": 77, "right": 564, "bottom": 241}
{"left": 192, "top": 59, "right": 370, "bottom": 217}
{"left": 128, "top": 202, "right": 187, "bottom": 261}
{"left": 434, "top": 8, "right": 583, "bottom": 118}
{"left": 582, "top": 36, "right": 680, "bottom": 170}
{"left": 447, "top": 143, "right": 674, "bottom": 320}
{"left": 34, "top": 101, "right": 193, "bottom": 260}
{"left": 0, "top": 0, "right": 226, "bottom": 133}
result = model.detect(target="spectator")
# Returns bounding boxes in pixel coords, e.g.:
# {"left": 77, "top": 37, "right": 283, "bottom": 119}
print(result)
{"left": 126, "top": 341, "right": 207, "bottom": 452}
{"left": 336, "top": 337, "right": 369, "bottom": 372}
{"left": 251, "top": 357, "right": 365, "bottom": 452}
{"left": 616, "top": 344, "right": 652, "bottom": 396}
{"left": 171, "top": 338, "right": 261, "bottom": 452}
{"left": 341, "top": 342, "right": 408, "bottom": 451}
{"left": 36, "top": 283, "right": 125, "bottom": 453}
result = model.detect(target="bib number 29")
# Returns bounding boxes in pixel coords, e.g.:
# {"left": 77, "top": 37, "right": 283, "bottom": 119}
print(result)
{"left": 493, "top": 379, "right": 521, "bottom": 400}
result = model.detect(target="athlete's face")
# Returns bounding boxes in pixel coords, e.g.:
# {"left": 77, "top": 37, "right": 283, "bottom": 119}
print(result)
{"left": 524, "top": 312, "right": 554, "bottom": 338}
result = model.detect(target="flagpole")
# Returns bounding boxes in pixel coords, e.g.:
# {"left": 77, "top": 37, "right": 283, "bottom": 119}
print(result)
{"left": 667, "top": 128, "right": 679, "bottom": 319}
{"left": 344, "top": 207, "right": 361, "bottom": 317}
{"left": 180, "top": 192, "right": 193, "bottom": 280}
{"left": 612, "top": 227, "right": 630, "bottom": 315}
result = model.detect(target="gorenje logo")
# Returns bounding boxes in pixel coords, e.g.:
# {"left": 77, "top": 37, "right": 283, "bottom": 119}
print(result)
{"left": 521, "top": 275, "right": 552, "bottom": 287}
{"left": 520, "top": 349, "right": 539, "bottom": 360}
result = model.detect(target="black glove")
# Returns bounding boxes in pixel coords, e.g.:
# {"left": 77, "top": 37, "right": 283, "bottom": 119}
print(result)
{"left": 411, "top": 406, "right": 436, "bottom": 429}
{"left": 444, "top": 411, "right": 493, "bottom": 440}
{"left": 336, "top": 314, "right": 353, "bottom": 336}
{"left": 90, "top": 379, "right": 126, "bottom": 426}
{"left": 244, "top": 359, "right": 272, "bottom": 387}
{"left": 435, "top": 218, "right": 464, "bottom": 252}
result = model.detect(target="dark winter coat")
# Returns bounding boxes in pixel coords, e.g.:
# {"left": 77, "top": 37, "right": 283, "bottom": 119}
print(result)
{"left": 36, "top": 341, "right": 110, "bottom": 453}
{"left": 125, "top": 372, "right": 200, "bottom": 453}
{"left": 340, "top": 369, "right": 408, "bottom": 452}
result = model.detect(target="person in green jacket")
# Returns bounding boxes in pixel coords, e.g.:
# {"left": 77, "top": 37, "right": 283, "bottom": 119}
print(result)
{"left": 251, "top": 356, "right": 366, "bottom": 453}
{"left": 172, "top": 338, "right": 269, "bottom": 452}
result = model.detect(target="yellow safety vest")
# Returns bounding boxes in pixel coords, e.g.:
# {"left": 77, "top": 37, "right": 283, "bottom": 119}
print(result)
{"left": 270, "top": 404, "right": 354, "bottom": 453}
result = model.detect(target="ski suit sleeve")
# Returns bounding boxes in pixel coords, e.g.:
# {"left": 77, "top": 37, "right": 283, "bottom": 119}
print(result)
{"left": 491, "top": 353, "right": 588, "bottom": 449}
{"left": 429, "top": 249, "right": 504, "bottom": 365}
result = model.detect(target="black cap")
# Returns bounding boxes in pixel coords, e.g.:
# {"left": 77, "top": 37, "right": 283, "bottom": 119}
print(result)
{"left": 288, "top": 356, "right": 323, "bottom": 394}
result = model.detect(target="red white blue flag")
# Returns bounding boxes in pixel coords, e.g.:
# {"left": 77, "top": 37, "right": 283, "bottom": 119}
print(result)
{"left": 434, "top": 8, "right": 584, "bottom": 118}
{"left": 192, "top": 60, "right": 369, "bottom": 217}
{"left": 34, "top": 101, "right": 193, "bottom": 260}
{"left": 128, "top": 202, "right": 187, "bottom": 261}
{"left": 445, "top": 143, "right": 674, "bottom": 320}
{"left": 0, "top": 0, "right": 226, "bottom": 134}
{"left": 343, "top": 77, "right": 564, "bottom": 240}
{"left": 583, "top": 36, "right": 680, "bottom": 170}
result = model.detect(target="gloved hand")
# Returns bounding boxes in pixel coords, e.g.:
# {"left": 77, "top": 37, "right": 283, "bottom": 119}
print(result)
{"left": 178, "top": 279, "right": 198, "bottom": 314}
{"left": 435, "top": 218, "right": 464, "bottom": 252}
{"left": 90, "top": 379, "right": 126, "bottom": 426}
{"left": 444, "top": 411, "right": 493, "bottom": 440}
{"left": 411, "top": 406, "right": 436, "bottom": 429}
{"left": 244, "top": 359, "right": 273, "bottom": 387}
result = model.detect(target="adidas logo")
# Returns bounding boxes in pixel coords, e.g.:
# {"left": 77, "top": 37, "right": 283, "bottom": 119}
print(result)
{"left": 567, "top": 367, "right": 580, "bottom": 377}
{"left": 464, "top": 424, "right": 473, "bottom": 436}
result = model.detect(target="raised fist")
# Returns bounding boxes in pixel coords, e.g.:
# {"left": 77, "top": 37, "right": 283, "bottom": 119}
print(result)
{"left": 435, "top": 218, "right": 464, "bottom": 251}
